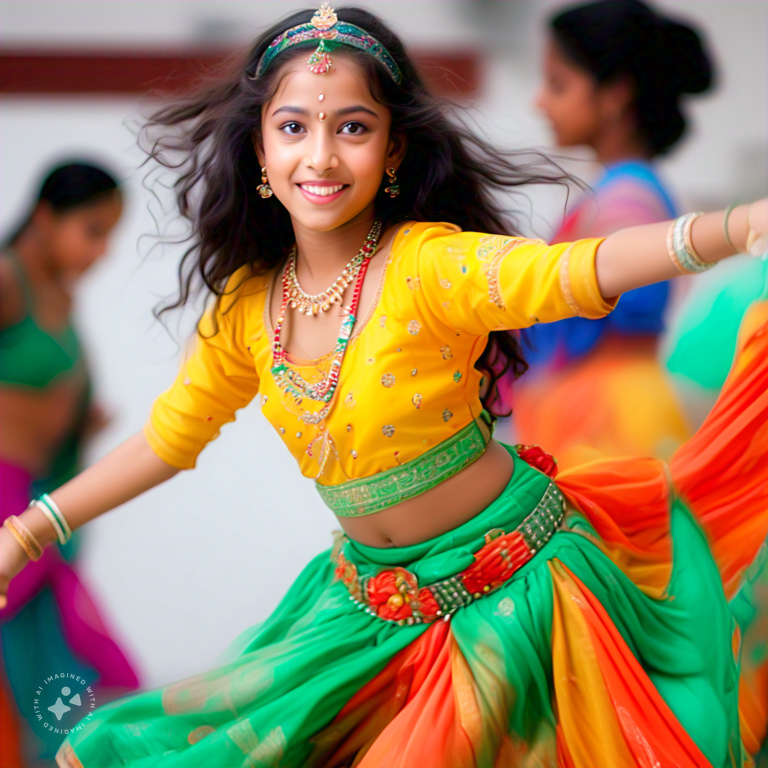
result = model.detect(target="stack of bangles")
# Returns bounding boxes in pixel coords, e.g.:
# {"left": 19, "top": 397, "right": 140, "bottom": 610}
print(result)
{"left": 666, "top": 212, "right": 715, "bottom": 274}
{"left": 3, "top": 494, "right": 72, "bottom": 561}
{"left": 669, "top": 203, "right": 767, "bottom": 275}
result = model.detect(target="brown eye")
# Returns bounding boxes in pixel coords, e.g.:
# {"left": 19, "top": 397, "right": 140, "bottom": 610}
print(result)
{"left": 340, "top": 122, "right": 367, "bottom": 135}
{"left": 280, "top": 122, "right": 305, "bottom": 135}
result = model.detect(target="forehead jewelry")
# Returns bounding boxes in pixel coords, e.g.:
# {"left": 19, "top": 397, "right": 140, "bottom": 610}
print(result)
{"left": 318, "top": 111, "right": 326, "bottom": 121}
{"left": 255, "top": 3, "right": 402, "bottom": 84}
{"left": 318, "top": 93, "right": 325, "bottom": 101}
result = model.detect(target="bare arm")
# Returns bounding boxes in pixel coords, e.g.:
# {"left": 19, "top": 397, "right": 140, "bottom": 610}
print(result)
{"left": 0, "top": 431, "right": 179, "bottom": 607}
{"left": 595, "top": 200, "right": 767, "bottom": 299}
{"left": 25, "top": 431, "right": 180, "bottom": 546}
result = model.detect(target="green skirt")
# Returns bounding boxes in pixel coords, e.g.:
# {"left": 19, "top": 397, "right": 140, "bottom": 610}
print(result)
{"left": 56, "top": 451, "right": 750, "bottom": 768}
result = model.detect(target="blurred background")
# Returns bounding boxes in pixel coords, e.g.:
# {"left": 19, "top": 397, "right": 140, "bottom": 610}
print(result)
{"left": 1, "top": 0, "right": 766, "bottom": 689}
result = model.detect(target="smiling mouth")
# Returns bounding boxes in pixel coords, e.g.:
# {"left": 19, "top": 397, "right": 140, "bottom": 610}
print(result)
{"left": 299, "top": 183, "right": 346, "bottom": 196}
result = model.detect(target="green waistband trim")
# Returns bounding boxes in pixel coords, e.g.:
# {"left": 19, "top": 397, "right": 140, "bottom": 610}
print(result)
{"left": 317, "top": 419, "right": 491, "bottom": 517}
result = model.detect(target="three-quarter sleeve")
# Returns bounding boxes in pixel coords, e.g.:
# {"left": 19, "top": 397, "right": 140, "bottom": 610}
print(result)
{"left": 413, "top": 224, "right": 618, "bottom": 336}
{"left": 143, "top": 269, "right": 263, "bottom": 469}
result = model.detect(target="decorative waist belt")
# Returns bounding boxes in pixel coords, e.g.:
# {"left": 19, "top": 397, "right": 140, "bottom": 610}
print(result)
{"left": 317, "top": 418, "right": 491, "bottom": 517}
{"left": 332, "top": 482, "right": 566, "bottom": 625}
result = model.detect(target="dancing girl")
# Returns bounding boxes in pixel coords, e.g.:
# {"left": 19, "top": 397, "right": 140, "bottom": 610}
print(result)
{"left": 0, "top": 6, "right": 766, "bottom": 766}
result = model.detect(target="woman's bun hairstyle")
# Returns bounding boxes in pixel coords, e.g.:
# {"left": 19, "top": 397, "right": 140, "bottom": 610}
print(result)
{"left": 551, "top": 0, "right": 714, "bottom": 155}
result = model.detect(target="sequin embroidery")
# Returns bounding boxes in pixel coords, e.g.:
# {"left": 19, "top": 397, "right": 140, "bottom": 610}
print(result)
{"left": 476, "top": 235, "right": 522, "bottom": 310}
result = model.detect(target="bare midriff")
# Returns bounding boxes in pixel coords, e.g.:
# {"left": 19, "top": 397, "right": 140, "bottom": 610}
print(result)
{"left": 337, "top": 438, "right": 515, "bottom": 547}
{"left": 0, "top": 376, "right": 86, "bottom": 476}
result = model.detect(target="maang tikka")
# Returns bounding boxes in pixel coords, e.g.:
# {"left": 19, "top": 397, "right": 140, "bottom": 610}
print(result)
{"left": 254, "top": 4, "right": 403, "bottom": 84}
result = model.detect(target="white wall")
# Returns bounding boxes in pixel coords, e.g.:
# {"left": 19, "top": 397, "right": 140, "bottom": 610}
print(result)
{"left": 1, "top": 0, "right": 766, "bottom": 688}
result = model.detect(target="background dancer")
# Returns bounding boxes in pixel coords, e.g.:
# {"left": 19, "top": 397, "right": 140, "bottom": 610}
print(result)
{"left": 0, "top": 161, "right": 139, "bottom": 767}
{"left": 515, "top": 0, "right": 714, "bottom": 467}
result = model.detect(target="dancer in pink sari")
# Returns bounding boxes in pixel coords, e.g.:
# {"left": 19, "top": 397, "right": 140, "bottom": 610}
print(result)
{"left": 0, "top": 162, "right": 138, "bottom": 766}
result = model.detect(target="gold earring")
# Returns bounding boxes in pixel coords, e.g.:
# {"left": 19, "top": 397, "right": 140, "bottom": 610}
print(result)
{"left": 384, "top": 167, "right": 400, "bottom": 198}
{"left": 257, "top": 166, "right": 273, "bottom": 199}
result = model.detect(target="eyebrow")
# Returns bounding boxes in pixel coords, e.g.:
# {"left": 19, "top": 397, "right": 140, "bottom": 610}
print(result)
{"left": 271, "top": 105, "right": 379, "bottom": 119}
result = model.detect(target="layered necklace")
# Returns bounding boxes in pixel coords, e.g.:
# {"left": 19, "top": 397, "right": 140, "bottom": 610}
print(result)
{"left": 284, "top": 219, "right": 380, "bottom": 315}
{"left": 271, "top": 219, "right": 382, "bottom": 425}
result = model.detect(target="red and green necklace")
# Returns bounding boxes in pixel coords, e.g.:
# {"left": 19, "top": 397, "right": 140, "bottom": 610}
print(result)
{"left": 271, "top": 219, "right": 382, "bottom": 425}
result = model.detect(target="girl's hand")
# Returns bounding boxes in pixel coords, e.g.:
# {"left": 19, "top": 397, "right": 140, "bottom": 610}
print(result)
{"left": 0, "top": 526, "right": 31, "bottom": 610}
{"left": 747, "top": 198, "right": 768, "bottom": 258}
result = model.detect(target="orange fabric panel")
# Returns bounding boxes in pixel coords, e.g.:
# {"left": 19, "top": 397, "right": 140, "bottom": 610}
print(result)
{"left": 312, "top": 620, "right": 479, "bottom": 768}
{"left": 557, "top": 456, "right": 673, "bottom": 598}
{"left": 353, "top": 621, "right": 478, "bottom": 768}
{"left": 550, "top": 560, "right": 712, "bottom": 768}
{"left": 671, "top": 317, "right": 768, "bottom": 597}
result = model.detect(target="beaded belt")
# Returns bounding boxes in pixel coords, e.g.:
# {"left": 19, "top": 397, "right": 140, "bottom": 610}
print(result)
{"left": 332, "top": 482, "right": 566, "bottom": 625}
{"left": 317, "top": 418, "right": 491, "bottom": 517}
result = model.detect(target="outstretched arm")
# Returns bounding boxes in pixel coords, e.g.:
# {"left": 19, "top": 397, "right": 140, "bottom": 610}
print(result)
{"left": 0, "top": 431, "right": 179, "bottom": 608}
{"left": 595, "top": 200, "right": 767, "bottom": 299}
{"left": 33, "top": 432, "right": 179, "bottom": 544}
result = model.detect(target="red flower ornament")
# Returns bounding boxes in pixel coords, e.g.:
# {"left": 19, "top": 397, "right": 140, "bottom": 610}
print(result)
{"left": 515, "top": 444, "right": 558, "bottom": 478}
{"left": 414, "top": 588, "right": 440, "bottom": 621}
{"left": 367, "top": 567, "right": 418, "bottom": 621}
{"left": 334, "top": 553, "right": 363, "bottom": 602}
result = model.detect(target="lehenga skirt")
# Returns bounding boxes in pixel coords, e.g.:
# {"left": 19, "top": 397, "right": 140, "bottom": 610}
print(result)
{"left": 58, "top": 319, "right": 768, "bottom": 768}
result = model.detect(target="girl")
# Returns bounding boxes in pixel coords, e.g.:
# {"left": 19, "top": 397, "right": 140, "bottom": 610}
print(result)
{"left": 1, "top": 6, "right": 766, "bottom": 766}
{"left": 515, "top": 0, "right": 714, "bottom": 467}
{"left": 0, "top": 162, "right": 139, "bottom": 766}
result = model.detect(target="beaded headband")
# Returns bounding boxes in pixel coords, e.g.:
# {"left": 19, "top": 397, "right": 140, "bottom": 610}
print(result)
{"left": 254, "top": 3, "right": 402, "bottom": 84}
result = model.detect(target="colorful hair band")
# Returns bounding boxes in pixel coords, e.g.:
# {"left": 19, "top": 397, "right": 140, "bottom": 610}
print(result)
{"left": 254, "top": 3, "right": 402, "bottom": 84}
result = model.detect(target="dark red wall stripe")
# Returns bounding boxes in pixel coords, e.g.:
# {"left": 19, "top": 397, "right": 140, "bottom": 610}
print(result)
{"left": 0, "top": 50, "right": 480, "bottom": 97}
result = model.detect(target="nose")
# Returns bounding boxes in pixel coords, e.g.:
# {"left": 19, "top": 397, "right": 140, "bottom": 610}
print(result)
{"left": 303, "top": 127, "right": 339, "bottom": 172}
{"left": 533, "top": 87, "right": 546, "bottom": 114}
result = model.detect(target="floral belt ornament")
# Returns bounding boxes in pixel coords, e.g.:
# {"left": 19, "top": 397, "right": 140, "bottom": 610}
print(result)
{"left": 333, "top": 448, "right": 565, "bottom": 625}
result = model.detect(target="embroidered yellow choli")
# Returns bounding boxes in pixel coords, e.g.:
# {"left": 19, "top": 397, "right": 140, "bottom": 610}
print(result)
{"left": 144, "top": 222, "right": 613, "bottom": 489}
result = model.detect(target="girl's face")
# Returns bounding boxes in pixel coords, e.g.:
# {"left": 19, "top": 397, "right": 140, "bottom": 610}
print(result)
{"left": 536, "top": 39, "right": 605, "bottom": 149}
{"left": 39, "top": 192, "right": 123, "bottom": 278}
{"left": 259, "top": 54, "right": 404, "bottom": 232}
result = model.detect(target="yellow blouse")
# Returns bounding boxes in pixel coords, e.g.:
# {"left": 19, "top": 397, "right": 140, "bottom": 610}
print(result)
{"left": 144, "top": 222, "right": 613, "bottom": 487}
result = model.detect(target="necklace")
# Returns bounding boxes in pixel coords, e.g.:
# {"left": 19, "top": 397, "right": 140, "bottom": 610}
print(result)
{"left": 271, "top": 219, "right": 382, "bottom": 424}
{"left": 285, "top": 218, "right": 382, "bottom": 316}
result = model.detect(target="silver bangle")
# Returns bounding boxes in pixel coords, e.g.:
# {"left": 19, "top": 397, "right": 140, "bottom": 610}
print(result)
{"left": 672, "top": 213, "right": 715, "bottom": 274}
{"left": 36, "top": 494, "right": 73, "bottom": 544}
{"left": 29, "top": 500, "right": 67, "bottom": 545}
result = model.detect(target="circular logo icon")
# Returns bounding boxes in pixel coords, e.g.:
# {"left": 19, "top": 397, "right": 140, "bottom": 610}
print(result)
{"left": 33, "top": 673, "right": 97, "bottom": 736}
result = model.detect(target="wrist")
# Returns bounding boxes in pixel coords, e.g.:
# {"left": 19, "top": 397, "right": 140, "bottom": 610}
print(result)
{"left": 20, "top": 505, "right": 61, "bottom": 549}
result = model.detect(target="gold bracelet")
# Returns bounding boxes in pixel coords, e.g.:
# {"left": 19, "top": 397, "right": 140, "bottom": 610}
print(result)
{"left": 746, "top": 202, "right": 768, "bottom": 257}
{"left": 682, "top": 212, "right": 709, "bottom": 267}
{"left": 3, "top": 515, "right": 43, "bottom": 561}
{"left": 666, "top": 220, "right": 686, "bottom": 274}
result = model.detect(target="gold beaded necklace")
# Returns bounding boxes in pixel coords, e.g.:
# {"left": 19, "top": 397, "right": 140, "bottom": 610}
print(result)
{"left": 284, "top": 219, "right": 383, "bottom": 316}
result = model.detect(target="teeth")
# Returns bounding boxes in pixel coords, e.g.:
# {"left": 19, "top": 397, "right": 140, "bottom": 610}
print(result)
{"left": 301, "top": 184, "right": 343, "bottom": 196}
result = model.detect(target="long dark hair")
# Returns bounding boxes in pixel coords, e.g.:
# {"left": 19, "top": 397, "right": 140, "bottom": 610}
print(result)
{"left": 550, "top": 0, "right": 714, "bottom": 156}
{"left": 6, "top": 161, "right": 120, "bottom": 246}
{"left": 142, "top": 6, "right": 577, "bottom": 418}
